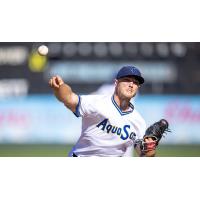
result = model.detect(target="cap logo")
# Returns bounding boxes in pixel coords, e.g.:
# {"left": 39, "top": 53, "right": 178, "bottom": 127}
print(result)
{"left": 130, "top": 67, "right": 135, "bottom": 73}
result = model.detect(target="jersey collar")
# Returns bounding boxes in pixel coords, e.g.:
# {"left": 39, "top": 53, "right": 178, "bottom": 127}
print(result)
{"left": 111, "top": 95, "right": 134, "bottom": 116}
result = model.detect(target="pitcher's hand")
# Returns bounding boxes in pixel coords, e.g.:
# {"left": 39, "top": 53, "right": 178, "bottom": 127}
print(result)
{"left": 49, "top": 75, "right": 64, "bottom": 89}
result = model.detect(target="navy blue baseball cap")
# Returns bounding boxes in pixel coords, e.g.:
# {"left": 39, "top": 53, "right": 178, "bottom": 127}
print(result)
{"left": 116, "top": 65, "right": 144, "bottom": 84}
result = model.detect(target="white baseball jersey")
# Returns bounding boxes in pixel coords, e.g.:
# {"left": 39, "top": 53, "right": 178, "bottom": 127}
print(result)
{"left": 92, "top": 83, "right": 138, "bottom": 157}
{"left": 68, "top": 95, "right": 146, "bottom": 157}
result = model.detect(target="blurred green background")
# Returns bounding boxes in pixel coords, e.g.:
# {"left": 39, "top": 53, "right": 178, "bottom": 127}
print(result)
{"left": 0, "top": 144, "right": 200, "bottom": 157}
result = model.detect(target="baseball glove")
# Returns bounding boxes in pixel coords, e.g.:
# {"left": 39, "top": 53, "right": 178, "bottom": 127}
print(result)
{"left": 136, "top": 119, "right": 170, "bottom": 153}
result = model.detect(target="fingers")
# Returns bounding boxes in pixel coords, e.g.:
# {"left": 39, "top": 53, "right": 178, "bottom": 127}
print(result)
{"left": 144, "top": 138, "right": 156, "bottom": 151}
{"left": 49, "top": 75, "right": 64, "bottom": 89}
{"left": 144, "top": 137, "right": 153, "bottom": 142}
{"left": 143, "top": 141, "right": 156, "bottom": 153}
{"left": 56, "top": 75, "right": 64, "bottom": 86}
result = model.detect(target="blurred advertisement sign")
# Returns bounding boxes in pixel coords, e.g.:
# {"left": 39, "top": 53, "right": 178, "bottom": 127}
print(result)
{"left": 0, "top": 79, "right": 29, "bottom": 97}
{"left": 0, "top": 46, "right": 28, "bottom": 66}
{"left": 136, "top": 95, "right": 200, "bottom": 144}
{"left": 0, "top": 95, "right": 199, "bottom": 144}
{"left": 45, "top": 61, "right": 177, "bottom": 83}
{"left": 0, "top": 95, "right": 81, "bottom": 143}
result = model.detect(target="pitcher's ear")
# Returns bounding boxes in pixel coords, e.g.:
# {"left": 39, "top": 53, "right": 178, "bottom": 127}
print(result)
{"left": 114, "top": 79, "right": 118, "bottom": 86}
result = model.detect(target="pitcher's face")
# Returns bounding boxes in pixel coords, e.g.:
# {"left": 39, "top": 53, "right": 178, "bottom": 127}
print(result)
{"left": 115, "top": 76, "right": 140, "bottom": 99}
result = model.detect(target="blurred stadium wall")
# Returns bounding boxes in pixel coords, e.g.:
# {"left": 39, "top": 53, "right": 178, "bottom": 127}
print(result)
{"left": 0, "top": 42, "right": 200, "bottom": 145}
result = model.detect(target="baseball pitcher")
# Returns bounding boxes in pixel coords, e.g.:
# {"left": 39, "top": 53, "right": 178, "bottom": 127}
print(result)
{"left": 49, "top": 66, "right": 170, "bottom": 157}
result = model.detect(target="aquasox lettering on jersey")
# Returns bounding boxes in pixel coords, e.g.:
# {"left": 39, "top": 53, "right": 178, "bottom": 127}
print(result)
{"left": 69, "top": 95, "right": 146, "bottom": 157}
{"left": 96, "top": 118, "right": 137, "bottom": 141}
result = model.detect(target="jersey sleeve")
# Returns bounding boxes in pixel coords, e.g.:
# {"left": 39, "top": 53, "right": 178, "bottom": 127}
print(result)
{"left": 74, "top": 95, "right": 99, "bottom": 117}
